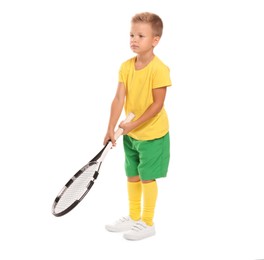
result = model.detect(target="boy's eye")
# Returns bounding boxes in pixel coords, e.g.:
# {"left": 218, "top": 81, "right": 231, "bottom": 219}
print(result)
{"left": 130, "top": 34, "right": 145, "bottom": 38}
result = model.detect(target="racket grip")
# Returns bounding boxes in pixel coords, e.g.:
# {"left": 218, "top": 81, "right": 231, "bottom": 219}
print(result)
{"left": 114, "top": 112, "right": 135, "bottom": 140}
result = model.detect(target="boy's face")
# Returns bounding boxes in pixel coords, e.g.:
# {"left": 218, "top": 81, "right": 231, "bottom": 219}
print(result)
{"left": 130, "top": 22, "right": 160, "bottom": 55}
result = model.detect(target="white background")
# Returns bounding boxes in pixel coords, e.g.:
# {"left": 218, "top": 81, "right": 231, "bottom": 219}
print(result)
{"left": 1, "top": 0, "right": 264, "bottom": 259}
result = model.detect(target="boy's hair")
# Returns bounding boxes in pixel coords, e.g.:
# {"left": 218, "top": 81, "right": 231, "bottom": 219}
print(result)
{"left": 131, "top": 12, "right": 163, "bottom": 37}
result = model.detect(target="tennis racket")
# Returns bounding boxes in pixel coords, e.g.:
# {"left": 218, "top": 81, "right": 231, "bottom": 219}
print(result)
{"left": 52, "top": 112, "right": 135, "bottom": 217}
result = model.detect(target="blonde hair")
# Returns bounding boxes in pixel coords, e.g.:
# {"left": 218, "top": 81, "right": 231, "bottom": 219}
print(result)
{"left": 131, "top": 12, "right": 163, "bottom": 37}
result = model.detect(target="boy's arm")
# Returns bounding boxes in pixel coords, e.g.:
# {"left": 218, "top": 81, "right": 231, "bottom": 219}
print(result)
{"left": 120, "top": 87, "right": 167, "bottom": 135}
{"left": 104, "top": 82, "right": 126, "bottom": 145}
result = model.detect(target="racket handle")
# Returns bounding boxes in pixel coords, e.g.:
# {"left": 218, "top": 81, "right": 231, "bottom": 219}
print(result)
{"left": 114, "top": 112, "right": 135, "bottom": 140}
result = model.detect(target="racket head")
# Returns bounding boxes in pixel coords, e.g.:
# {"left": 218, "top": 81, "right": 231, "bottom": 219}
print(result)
{"left": 52, "top": 112, "right": 135, "bottom": 217}
{"left": 52, "top": 145, "right": 108, "bottom": 217}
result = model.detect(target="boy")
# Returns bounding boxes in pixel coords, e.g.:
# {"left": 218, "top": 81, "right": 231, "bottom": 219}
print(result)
{"left": 104, "top": 12, "right": 172, "bottom": 240}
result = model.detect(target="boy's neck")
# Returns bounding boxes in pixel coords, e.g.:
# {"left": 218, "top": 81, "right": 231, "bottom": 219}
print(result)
{"left": 135, "top": 53, "right": 155, "bottom": 70}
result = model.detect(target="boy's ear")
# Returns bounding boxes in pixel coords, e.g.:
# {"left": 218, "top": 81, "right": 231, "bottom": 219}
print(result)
{"left": 152, "top": 36, "right": 160, "bottom": 47}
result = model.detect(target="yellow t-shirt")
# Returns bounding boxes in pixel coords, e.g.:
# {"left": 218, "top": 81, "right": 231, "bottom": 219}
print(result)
{"left": 119, "top": 55, "right": 172, "bottom": 140}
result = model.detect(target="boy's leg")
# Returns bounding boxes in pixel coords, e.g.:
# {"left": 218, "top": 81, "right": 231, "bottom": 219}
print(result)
{"left": 123, "top": 180, "right": 157, "bottom": 240}
{"left": 142, "top": 180, "right": 158, "bottom": 226}
{"left": 105, "top": 176, "right": 141, "bottom": 233}
{"left": 127, "top": 176, "right": 142, "bottom": 221}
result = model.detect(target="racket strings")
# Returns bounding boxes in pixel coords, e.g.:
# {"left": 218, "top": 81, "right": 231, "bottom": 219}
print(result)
{"left": 54, "top": 164, "right": 99, "bottom": 214}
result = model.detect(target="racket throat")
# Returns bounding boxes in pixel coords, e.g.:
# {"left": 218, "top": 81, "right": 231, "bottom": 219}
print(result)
{"left": 98, "top": 142, "right": 112, "bottom": 162}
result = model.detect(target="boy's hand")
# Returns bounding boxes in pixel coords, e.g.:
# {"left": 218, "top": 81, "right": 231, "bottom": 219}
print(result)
{"left": 103, "top": 131, "right": 116, "bottom": 146}
{"left": 119, "top": 121, "right": 135, "bottom": 135}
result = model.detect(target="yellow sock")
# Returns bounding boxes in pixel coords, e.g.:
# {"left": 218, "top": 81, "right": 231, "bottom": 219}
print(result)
{"left": 142, "top": 181, "right": 158, "bottom": 226}
{"left": 127, "top": 181, "right": 142, "bottom": 221}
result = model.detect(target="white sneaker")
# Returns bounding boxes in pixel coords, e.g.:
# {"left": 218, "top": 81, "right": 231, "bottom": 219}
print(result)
{"left": 105, "top": 216, "right": 137, "bottom": 232}
{"left": 123, "top": 220, "right": 155, "bottom": 240}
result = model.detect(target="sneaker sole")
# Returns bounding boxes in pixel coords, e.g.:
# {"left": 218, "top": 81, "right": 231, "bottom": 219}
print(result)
{"left": 123, "top": 231, "right": 155, "bottom": 241}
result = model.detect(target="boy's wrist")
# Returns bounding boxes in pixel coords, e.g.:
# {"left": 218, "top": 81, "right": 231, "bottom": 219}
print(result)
{"left": 107, "top": 126, "right": 115, "bottom": 132}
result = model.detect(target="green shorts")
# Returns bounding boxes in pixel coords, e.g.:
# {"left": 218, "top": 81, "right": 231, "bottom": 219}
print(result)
{"left": 123, "top": 133, "right": 170, "bottom": 181}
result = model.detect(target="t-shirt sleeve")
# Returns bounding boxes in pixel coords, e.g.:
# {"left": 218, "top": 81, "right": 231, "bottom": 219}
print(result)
{"left": 153, "top": 64, "right": 172, "bottom": 89}
{"left": 118, "top": 63, "right": 125, "bottom": 83}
